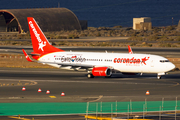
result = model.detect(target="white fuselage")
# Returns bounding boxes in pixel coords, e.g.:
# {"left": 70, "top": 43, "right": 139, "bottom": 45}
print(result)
{"left": 38, "top": 52, "right": 175, "bottom": 74}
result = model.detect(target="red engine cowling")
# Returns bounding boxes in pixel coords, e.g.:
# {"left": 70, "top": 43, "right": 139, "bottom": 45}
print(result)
{"left": 92, "top": 67, "right": 112, "bottom": 76}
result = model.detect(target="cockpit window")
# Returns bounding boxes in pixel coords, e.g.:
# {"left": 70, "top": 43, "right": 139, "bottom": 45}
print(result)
{"left": 160, "top": 60, "right": 170, "bottom": 63}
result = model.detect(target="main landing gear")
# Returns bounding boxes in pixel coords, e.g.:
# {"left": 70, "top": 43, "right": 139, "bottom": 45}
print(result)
{"left": 87, "top": 73, "right": 94, "bottom": 78}
{"left": 105, "top": 75, "right": 112, "bottom": 78}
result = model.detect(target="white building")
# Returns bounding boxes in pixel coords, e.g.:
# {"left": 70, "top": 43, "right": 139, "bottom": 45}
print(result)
{"left": 133, "top": 17, "right": 152, "bottom": 30}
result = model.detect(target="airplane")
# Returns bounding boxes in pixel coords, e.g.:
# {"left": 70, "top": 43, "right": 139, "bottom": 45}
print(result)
{"left": 22, "top": 17, "right": 175, "bottom": 79}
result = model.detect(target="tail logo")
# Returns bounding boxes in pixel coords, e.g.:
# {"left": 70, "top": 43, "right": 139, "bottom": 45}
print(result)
{"left": 38, "top": 41, "right": 46, "bottom": 51}
{"left": 29, "top": 21, "right": 46, "bottom": 51}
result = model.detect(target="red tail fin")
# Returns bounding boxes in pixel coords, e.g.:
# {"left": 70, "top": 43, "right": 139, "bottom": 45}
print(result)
{"left": 27, "top": 17, "right": 64, "bottom": 54}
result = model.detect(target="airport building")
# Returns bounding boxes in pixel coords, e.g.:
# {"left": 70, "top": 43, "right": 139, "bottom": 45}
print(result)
{"left": 0, "top": 8, "right": 87, "bottom": 33}
{"left": 133, "top": 17, "right": 152, "bottom": 30}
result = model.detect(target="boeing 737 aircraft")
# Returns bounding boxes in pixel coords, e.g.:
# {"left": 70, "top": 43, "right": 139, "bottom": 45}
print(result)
{"left": 22, "top": 17, "right": 175, "bottom": 79}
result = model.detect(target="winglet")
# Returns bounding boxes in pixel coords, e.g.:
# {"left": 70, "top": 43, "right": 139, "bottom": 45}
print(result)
{"left": 128, "top": 45, "right": 133, "bottom": 54}
{"left": 22, "top": 49, "right": 33, "bottom": 62}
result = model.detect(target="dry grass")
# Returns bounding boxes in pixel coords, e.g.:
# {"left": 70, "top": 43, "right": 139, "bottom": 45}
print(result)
{"left": 0, "top": 40, "right": 179, "bottom": 48}
{"left": 0, "top": 25, "right": 180, "bottom": 47}
{"left": 0, "top": 54, "right": 54, "bottom": 68}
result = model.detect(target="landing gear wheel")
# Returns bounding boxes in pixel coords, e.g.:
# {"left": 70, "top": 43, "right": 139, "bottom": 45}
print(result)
{"left": 157, "top": 75, "right": 161, "bottom": 79}
{"left": 105, "top": 75, "right": 112, "bottom": 78}
{"left": 87, "top": 73, "right": 94, "bottom": 78}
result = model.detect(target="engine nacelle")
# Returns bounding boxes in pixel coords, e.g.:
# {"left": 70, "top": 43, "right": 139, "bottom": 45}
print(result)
{"left": 92, "top": 67, "right": 112, "bottom": 76}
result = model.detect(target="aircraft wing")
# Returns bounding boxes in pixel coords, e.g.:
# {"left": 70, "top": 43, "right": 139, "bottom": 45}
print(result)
{"left": 42, "top": 61, "right": 94, "bottom": 68}
{"left": 39, "top": 61, "right": 114, "bottom": 70}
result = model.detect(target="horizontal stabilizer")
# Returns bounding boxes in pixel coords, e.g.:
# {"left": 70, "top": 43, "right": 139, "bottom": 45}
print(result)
{"left": 29, "top": 53, "right": 41, "bottom": 56}
{"left": 22, "top": 49, "right": 33, "bottom": 62}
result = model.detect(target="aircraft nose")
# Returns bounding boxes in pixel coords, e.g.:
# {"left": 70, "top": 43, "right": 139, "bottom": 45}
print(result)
{"left": 168, "top": 63, "right": 175, "bottom": 71}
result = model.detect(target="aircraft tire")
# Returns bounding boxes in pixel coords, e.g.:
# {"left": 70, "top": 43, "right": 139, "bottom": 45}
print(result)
{"left": 105, "top": 75, "right": 112, "bottom": 78}
{"left": 87, "top": 73, "right": 94, "bottom": 78}
{"left": 157, "top": 75, "right": 161, "bottom": 79}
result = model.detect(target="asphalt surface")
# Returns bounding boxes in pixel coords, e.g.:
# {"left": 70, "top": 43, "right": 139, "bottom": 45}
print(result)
{"left": 0, "top": 67, "right": 180, "bottom": 103}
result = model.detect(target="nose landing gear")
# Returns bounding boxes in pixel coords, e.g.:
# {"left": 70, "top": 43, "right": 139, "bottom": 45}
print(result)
{"left": 157, "top": 75, "right": 161, "bottom": 79}
{"left": 157, "top": 73, "right": 165, "bottom": 79}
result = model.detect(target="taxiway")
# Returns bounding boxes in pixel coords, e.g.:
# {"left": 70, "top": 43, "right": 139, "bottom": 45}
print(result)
{"left": 0, "top": 67, "right": 180, "bottom": 103}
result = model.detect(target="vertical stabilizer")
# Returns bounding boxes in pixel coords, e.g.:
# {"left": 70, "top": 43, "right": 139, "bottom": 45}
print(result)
{"left": 27, "top": 17, "right": 64, "bottom": 54}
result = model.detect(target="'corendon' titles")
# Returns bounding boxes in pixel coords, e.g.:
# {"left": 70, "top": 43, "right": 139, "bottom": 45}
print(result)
{"left": 29, "top": 21, "right": 46, "bottom": 51}
{"left": 114, "top": 57, "right": 150, "bottom": 65}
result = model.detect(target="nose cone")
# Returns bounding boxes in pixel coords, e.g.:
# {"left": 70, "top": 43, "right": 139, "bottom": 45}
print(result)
{"left": 167, "top": 63, "right": 175, "bottom": 71}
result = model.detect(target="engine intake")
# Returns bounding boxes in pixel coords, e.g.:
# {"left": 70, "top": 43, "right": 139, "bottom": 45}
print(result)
{"left": 92, "top": 67, "right": 112, "bottom": 76}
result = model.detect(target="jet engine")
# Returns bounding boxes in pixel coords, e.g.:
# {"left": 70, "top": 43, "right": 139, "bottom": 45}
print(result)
{"left": 92, "top": 67, "right": 112, "bottom": 76}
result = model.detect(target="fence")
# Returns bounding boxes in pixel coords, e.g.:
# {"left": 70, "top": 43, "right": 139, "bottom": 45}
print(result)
{"left": 87, "top": 98, "right": 180, "bottom": 114}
